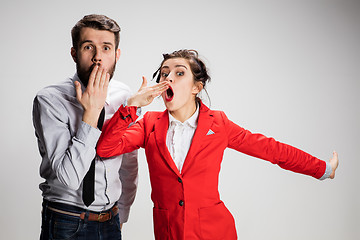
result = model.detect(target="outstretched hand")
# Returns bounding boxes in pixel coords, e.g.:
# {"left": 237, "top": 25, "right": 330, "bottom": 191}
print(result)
{"left": 329, "top": 151, "right": 339, "bottom": 179}
{"left": 127, "top": 76, "right": 169, "bottom": 108}
{"left": 74, "top": 65, "right": 110, "bottom": 128}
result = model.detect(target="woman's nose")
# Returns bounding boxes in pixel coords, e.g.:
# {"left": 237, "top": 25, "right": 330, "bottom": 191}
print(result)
{"left": 165, "top": 72, "right": 173, "bottom": 82}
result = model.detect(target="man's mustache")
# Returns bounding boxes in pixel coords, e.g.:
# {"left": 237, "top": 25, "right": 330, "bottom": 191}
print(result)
{"left": 89, "top": 63, "right": 100, "bottom": 72}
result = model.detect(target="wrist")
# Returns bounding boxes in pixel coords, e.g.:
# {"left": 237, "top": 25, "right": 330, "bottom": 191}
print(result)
{"left": 127, "top": 96, "right": 140, "bottom": 107}
{"left": 82, "top": 109, "right": 102, "bottom": 128}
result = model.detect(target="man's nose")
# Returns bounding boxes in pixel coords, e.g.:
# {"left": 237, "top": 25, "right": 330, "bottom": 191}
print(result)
{"left": 92, "top": 49, "right": 102, "bottom": 64}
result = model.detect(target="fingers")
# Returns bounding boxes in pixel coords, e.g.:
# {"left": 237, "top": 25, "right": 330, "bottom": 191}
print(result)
{"left": 140, "top": 76, "right": 148, "bottom": 89}
{"left": 88, "top": 65, "right": 99, "bottom": 88}
{"left": 138, "top": 76, "right": 168, "bottom": 94}
{"left": 127, "top": 77, "right": 169, "bottom": 107}
{"left": 88, "top": 65, "right": 109, "bottom": 90}
{"left": 74, "top": 81, "right": 82, "bottom": 102}
{"left": 144, "top": 81, "right": 169, "bottom": 100}
{"left": 152, "top": 81, "right": 169, "bottom": 92}
{"left": 153, "top": 82, "right": 169, "bottom": 97}
{"left": 94, "top": 67, "right": 108, "bottom": 88}
{"left": 332, "top": 151, "right": 339, "bottom": 168}
{"left": 83, "top": 66, "right": 109, "bottom": 105}
{"left": 329, "top": 151, "right": 339, "bottom": 179}
{"left": 98, "top": 69, "right": 110, "bottom": 90}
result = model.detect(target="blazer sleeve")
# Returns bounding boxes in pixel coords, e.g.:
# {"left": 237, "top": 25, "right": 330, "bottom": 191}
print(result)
{"left": 97, "top": 105, "right": 145, "bottom": 158}
{"left": 221, "top": 112, "right": 326, "bottom": 179}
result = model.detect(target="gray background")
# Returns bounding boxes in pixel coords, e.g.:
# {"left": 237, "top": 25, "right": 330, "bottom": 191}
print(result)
{"left": 1, "top": 0, "right": 359, "bottom": 239}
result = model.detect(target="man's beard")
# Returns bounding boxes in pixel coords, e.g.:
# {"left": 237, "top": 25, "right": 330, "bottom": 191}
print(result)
{"left": 76, "top": 61, "right": 116, "bottom": 87}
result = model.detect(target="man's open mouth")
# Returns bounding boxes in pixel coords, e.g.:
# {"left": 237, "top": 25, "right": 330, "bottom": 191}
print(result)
{"left": 165, "top": 86, "right": 174, "bottom": 101}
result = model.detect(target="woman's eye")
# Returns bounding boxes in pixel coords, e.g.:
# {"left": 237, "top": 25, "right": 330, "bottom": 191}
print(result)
{"left": 177, "top": 72, "right": 184, "bottom": 76}
{"left": 161, "top": 72, "right": 169, "bottom": 77}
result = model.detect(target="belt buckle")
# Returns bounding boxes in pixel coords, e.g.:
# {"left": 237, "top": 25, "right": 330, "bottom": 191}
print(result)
{"left": 98, "top": 212, "right": 108, "bottom": 222}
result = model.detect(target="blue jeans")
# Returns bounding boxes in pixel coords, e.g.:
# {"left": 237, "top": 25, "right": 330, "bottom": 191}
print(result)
{"left": 40, "top": 200, "right": 122, "bottom": 240}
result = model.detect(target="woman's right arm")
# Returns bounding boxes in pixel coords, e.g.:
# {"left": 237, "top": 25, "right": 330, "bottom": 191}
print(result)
{"left": 97, "top": 105, "right": 145, "bottom": 158}
{"left": 97, "top": 76, "right": 169, "bottom": 158}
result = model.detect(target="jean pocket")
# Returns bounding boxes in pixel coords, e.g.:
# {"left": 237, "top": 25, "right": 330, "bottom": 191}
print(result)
{"left": 153, "top": 207, "right": 170, "bottom": 240}
{"left": 199, "top": 201, "right": 237, "bottom": 240}
{"left": 111, "top": 213, "right": 122, "bottom": 232}
{"left": 51, "top": 213, "right": 82, "bottom": 240}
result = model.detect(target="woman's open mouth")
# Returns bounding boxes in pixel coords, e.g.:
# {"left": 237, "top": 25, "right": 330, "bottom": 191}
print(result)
{"left": 165, "top": 86, "right": 174, "bottom": 101}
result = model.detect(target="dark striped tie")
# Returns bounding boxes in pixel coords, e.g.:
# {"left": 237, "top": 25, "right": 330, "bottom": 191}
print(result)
{"left": 82, "top": 107, "right": 105, "bottom": 207}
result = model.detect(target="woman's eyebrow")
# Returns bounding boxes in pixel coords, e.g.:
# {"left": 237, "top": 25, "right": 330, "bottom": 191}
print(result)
{"left": 161, "top": 65, "right": 187, "bottom": 69}
{"left": 175, "top": 65, "right": 187, "bottom": 69}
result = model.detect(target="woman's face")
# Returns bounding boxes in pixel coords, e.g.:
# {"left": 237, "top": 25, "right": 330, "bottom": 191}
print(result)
{"left": 159, "top": 58, "right": 201, "bottom": 115}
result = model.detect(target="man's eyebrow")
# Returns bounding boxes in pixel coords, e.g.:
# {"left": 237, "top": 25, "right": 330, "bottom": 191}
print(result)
{"left": 79, "top": 40, "right": 93, "bottom": 46}
{"left": 103, "top": 42, "right": 114, "bottom": 46}
{"left": 79, "top": 40, "right": 114, "bottom": 46}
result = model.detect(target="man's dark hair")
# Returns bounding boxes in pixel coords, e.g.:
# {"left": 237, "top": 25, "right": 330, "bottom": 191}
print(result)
{"left": 71, "top": 14, "right": 121, "bottom": 51}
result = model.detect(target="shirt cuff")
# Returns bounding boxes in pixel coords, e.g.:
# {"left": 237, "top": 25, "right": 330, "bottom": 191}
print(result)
{"left": 117, "top": 205, "right": 131, "bottom": 223}
{"left": 76, "top": 121, "right": 101, "bottom": 148}
{"left": 319, "top": 162, "right": 332, "bottom": 180}
{"left": 123, "top": 99, "right": 142, "bottom": 116}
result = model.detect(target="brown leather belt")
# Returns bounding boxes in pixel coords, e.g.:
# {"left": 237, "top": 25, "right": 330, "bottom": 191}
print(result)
{"left": 48, "top": 205, "right": 119, "bottom": 222}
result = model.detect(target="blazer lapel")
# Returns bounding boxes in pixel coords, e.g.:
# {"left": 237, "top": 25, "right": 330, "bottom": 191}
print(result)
{"left": 181, "top": 103, "right": 214, "bottom": 173}
{"left": 154, "top": 110, "right": 181, "bottom": 176}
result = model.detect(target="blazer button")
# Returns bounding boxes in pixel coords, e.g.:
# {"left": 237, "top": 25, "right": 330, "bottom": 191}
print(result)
{"left": 178, "top": 177, "right": 182, "bottom": 183}
{"left": 179, "top": 200, "right": 184, "bottom": 206}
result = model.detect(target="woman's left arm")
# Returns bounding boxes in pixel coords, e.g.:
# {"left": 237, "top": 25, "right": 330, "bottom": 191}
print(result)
{"left": 222, "top": 112, "right": 339, "bottom": 180}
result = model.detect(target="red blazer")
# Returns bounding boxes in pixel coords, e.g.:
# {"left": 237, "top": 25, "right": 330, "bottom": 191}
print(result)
{"left": 97, "top": 102, "right": 326, "bottom": 240}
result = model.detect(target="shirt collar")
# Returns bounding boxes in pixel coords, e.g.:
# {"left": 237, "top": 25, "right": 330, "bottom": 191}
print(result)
{"left": 168, "top": 104, "right": 199, "bottom": 128}
{"left": 72, "top": 73, "right": 111, "bottom": 106}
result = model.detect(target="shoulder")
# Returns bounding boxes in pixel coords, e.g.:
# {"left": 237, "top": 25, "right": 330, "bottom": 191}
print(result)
{"left": 208, "top": 109, "right": 227, "bottom": 118}
{"left": 35, "top": 78, "right": 75, "bottom": 104}
{"left": 199, "top": 102, "right": 228, "bottom": 120}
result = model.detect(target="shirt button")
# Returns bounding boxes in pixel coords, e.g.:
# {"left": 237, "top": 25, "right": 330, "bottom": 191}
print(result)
{"left": 179, "top": 200, "right": 184, "bottom": 206}
{"left": 178, "top": 177, "right": 182, "bottom": 183}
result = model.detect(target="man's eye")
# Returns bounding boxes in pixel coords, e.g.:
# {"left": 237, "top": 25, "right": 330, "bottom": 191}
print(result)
{"left": 84, "top": 45, "right": 93, "bottom": 50}
{"left": 177, "top": 72, "right": 184, "bottom": 76}
{"left": 104, "top": 46, "right": 110, "bottom": 51}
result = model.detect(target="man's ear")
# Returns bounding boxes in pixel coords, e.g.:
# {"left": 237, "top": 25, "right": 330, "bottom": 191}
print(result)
{"left": 70, "top": 47, "right": 77, "bottom": 63}
{"left": 115, "top": 48, "right": 121, "bottom": 63}
{"left": 192, "top": 81, "right": 204, "bottom": 95}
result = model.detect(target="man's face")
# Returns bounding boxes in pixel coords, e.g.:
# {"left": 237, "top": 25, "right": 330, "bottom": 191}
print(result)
{"left": 71, "top": 27, "right": 120, "bottom": 86}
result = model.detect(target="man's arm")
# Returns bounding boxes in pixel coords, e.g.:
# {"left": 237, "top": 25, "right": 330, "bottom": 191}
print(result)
{"left": 33, "top": 66, "right": 110, "bottom": 190}
{"left": 33, "top": 94, "right": 101, "bottom": 190}
{"left": 117, "top": 150, "right": 139, "bottom": 224}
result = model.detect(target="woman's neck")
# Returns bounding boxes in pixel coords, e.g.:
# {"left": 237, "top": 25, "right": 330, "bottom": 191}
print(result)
{"left": 169, "top": 101, "right": 198, "bottom": 123}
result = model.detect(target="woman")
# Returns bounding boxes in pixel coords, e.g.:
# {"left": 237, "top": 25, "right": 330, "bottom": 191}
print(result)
{"left": 97, "top": 49, "right": 339, "bottom": 240}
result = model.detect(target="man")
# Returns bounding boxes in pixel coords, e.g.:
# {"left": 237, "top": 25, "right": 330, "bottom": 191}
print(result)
{"left": 33, "top": 14, "right": 138, "bottom": 240}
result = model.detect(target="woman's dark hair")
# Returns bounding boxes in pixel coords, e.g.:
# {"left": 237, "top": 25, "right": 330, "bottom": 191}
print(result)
{"left": 153, "top": 49, "right": 211, "bottom": 103}
{"left": 154, "top": 49, "right": 210, "bottom": 87}
{"left": 71, "top": 14, "right": 121, "bottom": 51}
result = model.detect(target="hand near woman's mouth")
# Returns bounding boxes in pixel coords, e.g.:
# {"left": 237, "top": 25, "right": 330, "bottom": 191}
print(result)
{"left": 127, "top": 76, "right": 169, "bottom": 108}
